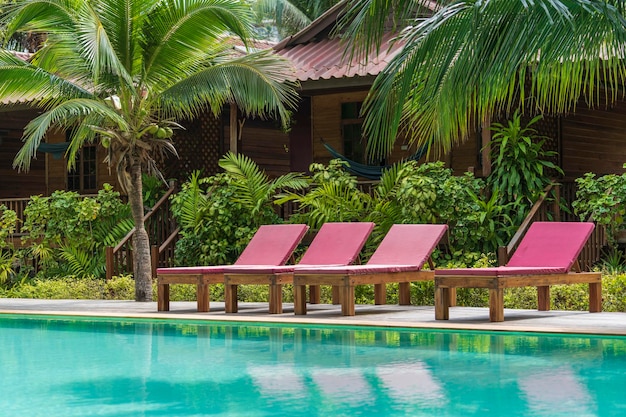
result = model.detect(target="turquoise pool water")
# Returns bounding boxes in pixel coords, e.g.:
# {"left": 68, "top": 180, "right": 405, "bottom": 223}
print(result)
{"left": 1, "top": 315, "right": 625, "bottom": 417}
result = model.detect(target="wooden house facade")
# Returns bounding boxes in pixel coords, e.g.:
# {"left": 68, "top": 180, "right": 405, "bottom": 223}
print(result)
{"left": 2, "top": 1, "right": 626, "bottom": 202}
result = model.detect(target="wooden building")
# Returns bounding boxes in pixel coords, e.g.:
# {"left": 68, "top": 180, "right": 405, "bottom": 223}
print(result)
{"left": 2, "top": 1, "right": 626, "bottom": 201}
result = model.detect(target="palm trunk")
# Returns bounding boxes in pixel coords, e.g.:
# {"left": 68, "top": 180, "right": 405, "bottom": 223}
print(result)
{"left": 128, "top": 156, "right": 153, "bottom": 301}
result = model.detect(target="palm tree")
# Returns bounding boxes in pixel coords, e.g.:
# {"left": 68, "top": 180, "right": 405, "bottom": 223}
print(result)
{"left": 0, "top": 0, "right": 299, "bottom": 301}
{"left": 252, "top": 0, "right": 339, "bottom": 39}
{"left": 339, "top": 0, "right": 626, "bottom": 158}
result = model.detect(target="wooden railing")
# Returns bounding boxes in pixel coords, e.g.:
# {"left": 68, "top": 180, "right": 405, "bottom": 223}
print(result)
{"left": 105, "top": 182, "right": 178, "bottom": 280}
{"left": 0, "top": 197, "right": 30, "bottom": 235}
{"left": 497, "top": 181, "right": 606, "bottom": 270}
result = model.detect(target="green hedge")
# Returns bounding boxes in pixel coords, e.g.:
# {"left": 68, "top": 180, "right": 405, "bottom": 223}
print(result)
{"left": 2, "top": 273, "right": 626, "bottom": 313}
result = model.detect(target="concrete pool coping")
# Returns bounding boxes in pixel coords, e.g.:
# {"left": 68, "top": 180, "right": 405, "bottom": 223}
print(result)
{"left": 2, "top": 298, "right": 626, "bottom": 336}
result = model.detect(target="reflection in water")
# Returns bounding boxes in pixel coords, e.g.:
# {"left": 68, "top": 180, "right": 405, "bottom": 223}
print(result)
{"left": 0, "top": 316, "right": 625, "bottom": 417}
{"left": 376, "top": 362, "right": 446, "bottom": 406}
{"left": 519, "top": 368, "right": 596, "bottom": 416}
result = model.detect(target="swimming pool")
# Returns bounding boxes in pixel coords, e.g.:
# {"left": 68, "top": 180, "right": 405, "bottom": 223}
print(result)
{"left": 1, "top": 315, "right": 625, "bottom": 417}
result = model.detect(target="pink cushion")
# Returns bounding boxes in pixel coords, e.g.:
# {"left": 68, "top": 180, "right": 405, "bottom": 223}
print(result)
{"left": 223, "top": 265, "right": 296, "bottom": 274}
{"left": 222, "top": 222, "right": 375, "bottom": 275}
{"left": 234, "top": 224, "right": 309, "bottom": 265}
{"left": 368, "top": 224, "right": 447, "bottom": 267}
{"left": 157, "top": 265, "right": 226, "bottom": 275}
{"left": 506, "top": 222, "right": 594, "bottom": 269}
{"left": 157, "top": 224, "right": 308, "bottom": 276}
{"left": 295, "top": 264, "right": 424, "bottom": 275}
{"left": 436, "top": 266, "right": 569, "bottom": 277}
{"left": 297, "top": 222, "right": 374, "bottom": 265}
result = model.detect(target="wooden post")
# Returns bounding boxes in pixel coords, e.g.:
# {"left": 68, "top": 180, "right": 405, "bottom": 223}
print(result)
{"left": 497, "top": 246, "right": 508, "bottom": 266}
{"left": 151, "top": 245, "right": 159, "bottom": 281}
{"left": 481, "top": 115, "right": 492, "bottom": 177}
{"left": 553, "top": 184, "right": 561, "bottom": 221}
{"left": 229, "top": 103, "right": 238, "bottom": 154}
{"left": 105, "top": 246, "right": 114, "bottom": 281}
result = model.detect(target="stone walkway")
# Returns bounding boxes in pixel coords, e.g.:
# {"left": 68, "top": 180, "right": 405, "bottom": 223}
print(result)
{"left": 1, "top": 298, "right": 625, "bottom": 335}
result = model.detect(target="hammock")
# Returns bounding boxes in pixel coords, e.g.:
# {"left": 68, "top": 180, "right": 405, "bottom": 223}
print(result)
{"left": 37, "top": 142, "right": 70, "bottom": 159}
{"left": 322, "top": 141, "right": 428, "bottom": 180}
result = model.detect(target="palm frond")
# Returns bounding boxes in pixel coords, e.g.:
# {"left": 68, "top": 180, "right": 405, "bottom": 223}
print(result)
{"left": 348, "top": 0, "right": 626, "bottom": 156}
{"left": 59, "top": 243, "right": 106, "bottom": 278}
{"left": 160, "top": 50, "right": 299, "bottom": 127}
{"left": 142, "top": 0, "right": 254, "bottom": 88}
{"left": 0, "top": 52, "right": 92, "bottom": 105}
{"left": 254, "top": 0, "right": 312, "bottom": 36}
{"left": 13, "top": 99, "right": 129, "bottom": 171}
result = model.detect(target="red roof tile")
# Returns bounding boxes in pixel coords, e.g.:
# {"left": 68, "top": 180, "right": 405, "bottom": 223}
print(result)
{"left": 271, "top": 0, "right": 433, "bottom": 84}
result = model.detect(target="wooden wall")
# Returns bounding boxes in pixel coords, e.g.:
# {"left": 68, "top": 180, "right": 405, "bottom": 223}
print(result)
{"left": 561, "top": 99, "right": 626, "bottom": 179}
{"left": 1, "top": 108, "right": 121, "bottom": 199}
{"left": 311, "top": 91, "right": 420, "bottom": 165}
{"left": 0, "top": 109, "right": 46, "bottom": 198}
{"left": 238, "top": 118, "right": 291, "bottom": 178}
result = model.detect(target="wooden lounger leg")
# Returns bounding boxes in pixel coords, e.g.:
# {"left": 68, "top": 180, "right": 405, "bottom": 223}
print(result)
{"left": 341, "top": 285, "right": 356, "bottom": 316}
{"left": 537, "top": 285, "right": 550, "bottom": 311}
{"left": 269, "top": 284, "right": 283, "bottom": 314}
{"left": 434, "top": 287, "right": 450, "bottom": 320}
{"left": 449, "top": 288, "right": 457, "bottom": 307}
{"left": 224, "top": 283, "right": 238, "bottom": 313}
{"left": 489, "top": 288, "right": 504, "bottom": 322}
{"left": 157, "top": 283, "right": 170, "bottom": 311}
{"left": 309, "top": 285, "right": 321, "bottom": 304}
{"left": 375, "top": 283, "right": 387, "bottom": 305}
{"left": 331, "top": 286, "right": 340, "bottom": 304}
{"left": 398, "top": 282, "right": 410, "bottom": 305}
{"left": 589, "top": 282, "right": 602, "bottom": 312}
{"left": 197, "top": 281, "right": 210, "bottom": 312}
{"left": 294, "top": 285, "right": 307, "bottom": 315}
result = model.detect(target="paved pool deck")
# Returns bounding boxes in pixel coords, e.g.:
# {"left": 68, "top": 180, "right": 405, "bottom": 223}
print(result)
{"left": 1, "top": 298, "right": 625, "bottom": 336}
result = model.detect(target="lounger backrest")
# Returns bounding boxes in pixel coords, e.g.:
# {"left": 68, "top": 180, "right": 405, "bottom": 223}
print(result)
{"left": 507, "top": 222, "right": 594, "bottom": 271}
{"left": 298, "top": 222, "right": 375, "bottom": 265}
{"left": 368, "top": 224, "right": 448, "bottom": 267}
{"left": 234, "top": 224, "right": 309, "bottom": 266}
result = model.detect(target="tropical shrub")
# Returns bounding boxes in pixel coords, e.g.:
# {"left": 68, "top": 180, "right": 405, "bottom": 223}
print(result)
{"left": 573, "top": 169, "right": 626, "bottom": 250}
{"left": 0, "top": 205, "right": 19, "bottom": 284}
{"left": 279, "top": 159, "right": 372, "bottom": 229}
{"left": 19, "top": 185, "right": 133, "bottom": 278}
{"left": 171, "top": 154, "right": 308, "bottom": 266}
{"left": 0, "top": 275, "right": 135, "bottom": 300}
{"left": 171, "top": 172, "right": 254, "bottom": 266}
{"left": 487, "top": 111, "right": 563, "bottom": 226}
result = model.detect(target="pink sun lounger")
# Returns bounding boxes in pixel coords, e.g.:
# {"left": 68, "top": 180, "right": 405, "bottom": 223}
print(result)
{"left": 222, "top": 222, "right": 375, "bottom": 314}
{"left": 292, "top": 224, "right": 448, "bottom": 316}
{"left": 434, "top": 222, "right": 602, "bottom": 322}
{"left": 156, "top": 224, "right": 309, "bottom": 312}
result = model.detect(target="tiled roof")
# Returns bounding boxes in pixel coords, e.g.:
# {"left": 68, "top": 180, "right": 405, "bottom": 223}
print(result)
{"left": 275, "top": 32, "right": 402, "bottom": 82}
{"left": 273, "top": 0, "right": 434, "bottom": 84}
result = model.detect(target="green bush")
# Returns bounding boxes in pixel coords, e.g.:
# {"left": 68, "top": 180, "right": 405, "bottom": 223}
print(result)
{"left": 0, "top": 275, "right": 135, "bottom": 299}
{"left": 19, "top": 185, "right": 133, "bottom": 279}
{"left": 171, "top": 154, "right": 308, "bottom": 267}
{"left": 573, "top": 170, "right": 626, "bottom": 250}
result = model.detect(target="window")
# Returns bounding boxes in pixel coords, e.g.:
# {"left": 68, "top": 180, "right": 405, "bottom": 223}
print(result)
{"left": 67, "top": 144, "right": 97, "bottom": 192}
{"left": 341, "top": 102, "right": 365, "bottom": 164}
{"left": 341, "top": 102, "right": 384, "bottom": 166}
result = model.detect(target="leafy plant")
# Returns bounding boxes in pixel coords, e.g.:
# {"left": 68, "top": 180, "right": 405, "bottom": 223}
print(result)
{"left": 277, "top": 159, "right": 372, "bottom": 229}
{"left": 487, "top": 111, "right": 563, "bottom": 228}
{"left": 219, "top": 152, "right": 309, "bottom": 224}
{"left": 19, "top": 185, "right": 132, "bottom": 278}
{"left": 573, "top": 169, "right": 626, "bottom": 249}
{"left": 171, "top": 153, "right": 307, "bottom": 267}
